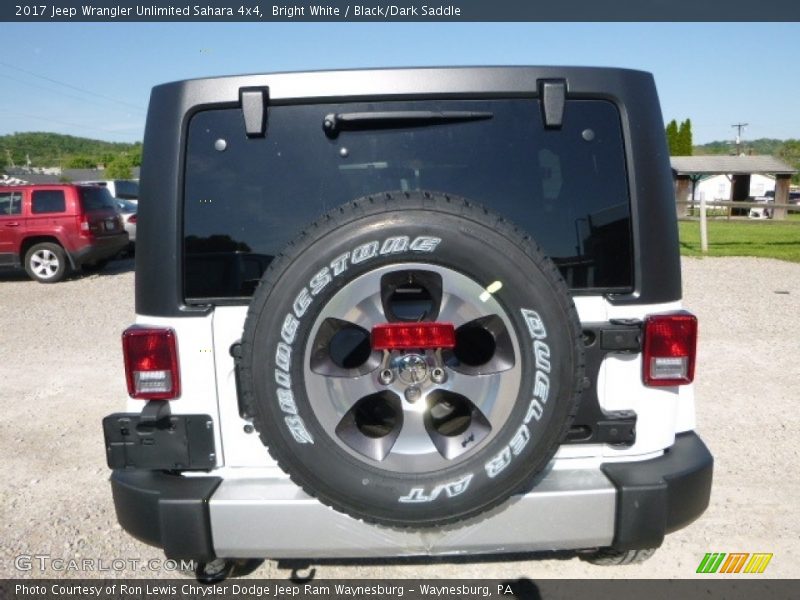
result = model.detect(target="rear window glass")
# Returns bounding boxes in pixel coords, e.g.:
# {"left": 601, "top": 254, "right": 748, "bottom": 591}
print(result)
{"left": 184, "top": 98, "right": 632, "bottom": 301}
{"left": 116, "top": 199, "right": 137, "bottom": 212}
{"left": 113, "top": 180, "right": 139, "bottom": 199}
{"left": 31, "top": 190, "right": 66, "bottom": 214}
{"left": 79, "top": 186, "right": 116, "bottom": 211}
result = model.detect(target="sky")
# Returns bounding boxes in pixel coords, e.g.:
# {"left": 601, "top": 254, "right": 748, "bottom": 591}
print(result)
{"left": 1, "top": 22, "right": 798, "bottom": 145}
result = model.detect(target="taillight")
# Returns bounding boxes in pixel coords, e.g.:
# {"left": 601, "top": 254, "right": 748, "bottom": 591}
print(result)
{"left": 79, "top": 215, "right": 91, "bottom": 235}
{"left": 642, "top": 313, "right": 697, "bottom": 387}
{"left": 122, "top": 327, "right": 181, "bottom": 400}
{"left": 129, "top": 214, "right": 137, "bottom": 224}
{"left": 372, "top": 322, "right": 456, "bottom": 351}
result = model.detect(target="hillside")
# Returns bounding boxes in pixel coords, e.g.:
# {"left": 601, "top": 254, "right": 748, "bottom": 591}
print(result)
{"left": 694, "top": 138, "right": 788, "bottom": 156}
{"left": 0, "top": 132, "right": 141, "bottom": 169}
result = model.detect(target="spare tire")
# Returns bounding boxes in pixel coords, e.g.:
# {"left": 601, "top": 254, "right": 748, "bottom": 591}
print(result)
{"left": 239, "top": 191, "right": 584, "bottom": 527}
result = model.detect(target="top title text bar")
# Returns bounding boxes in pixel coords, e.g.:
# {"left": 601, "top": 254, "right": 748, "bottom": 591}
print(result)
{"left": 4, "top": 0, "right": 800, "bottom": 22}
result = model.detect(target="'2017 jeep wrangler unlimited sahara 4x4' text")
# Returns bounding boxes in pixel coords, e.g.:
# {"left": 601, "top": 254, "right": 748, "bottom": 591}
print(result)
{"left": 104, "top": 67, "right": 713, "bottom": 580}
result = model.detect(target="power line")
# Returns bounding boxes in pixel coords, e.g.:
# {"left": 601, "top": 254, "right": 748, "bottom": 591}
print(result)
{"left": 0, "top": 108, "right": 138, "bottom": 136}
{"left": 0, "top": 72, "right": 140, "bottom": 114}
{"left": 0, "top": 60, "right": 146, "bottom": 113}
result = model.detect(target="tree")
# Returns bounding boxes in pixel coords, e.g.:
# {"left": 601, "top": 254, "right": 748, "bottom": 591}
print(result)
{"left": 99, "top": 152, "right": 116, "bottom": 167}
{"left": 778, "top": 140, "right": 800, "bottom": 184}
{"left": 675, "top": 119, "right": 693, "bottom": 156}
{"left": 683, "top": 119, "right": 693, "bottom": 155}
{"left": 65, "top": 155, "right": 97, "bottom": 169}
{"left": 130, "top": 144, "right": 143, "bottom": 167}
{"left": 665, "top": 120, "right": 679, "bottom": 154}
{"left": 666, "top": 119, "right": 693, "bottom": 156}
{"left": 105, "top": 155, "right": 133, "bottom": 179}
{"left": 0, "top": 132, "right": 141, "bottom": 168}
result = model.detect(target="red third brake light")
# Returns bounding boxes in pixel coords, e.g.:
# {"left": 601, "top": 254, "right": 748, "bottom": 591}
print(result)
{"left": 642, "top": 313, "right": 697, "bottom": 387}
{"left": 372, "top": 322, "right": 456, "bottom": 351}
{"left": 122, "top": 327, "right": 181, "bottom": 400}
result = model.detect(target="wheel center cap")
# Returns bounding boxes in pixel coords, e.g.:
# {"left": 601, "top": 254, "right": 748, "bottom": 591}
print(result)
{"left": 396, "top": 354, "right": 428, "bottom": 385}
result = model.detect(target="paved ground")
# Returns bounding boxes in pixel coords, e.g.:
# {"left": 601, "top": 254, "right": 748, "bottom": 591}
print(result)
{"left": 1, "top": 256, "right": 798, "bottom": 580}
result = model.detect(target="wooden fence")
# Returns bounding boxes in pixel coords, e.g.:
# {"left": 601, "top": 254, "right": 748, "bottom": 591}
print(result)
{"left": 675, "top": 199, "right": 798, "bottom": 253}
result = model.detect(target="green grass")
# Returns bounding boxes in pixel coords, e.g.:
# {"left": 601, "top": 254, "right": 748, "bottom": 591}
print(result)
{"left": 678, "top": 218, "right": 800, "bottom": 262}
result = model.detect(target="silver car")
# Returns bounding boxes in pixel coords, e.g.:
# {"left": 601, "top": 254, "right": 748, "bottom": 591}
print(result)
{"left": 115, "top": 199, "right": 137, "bottom": 245}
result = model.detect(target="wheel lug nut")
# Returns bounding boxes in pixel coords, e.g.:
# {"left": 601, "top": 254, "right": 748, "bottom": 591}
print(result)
{"left": 378, "top": 369, "right": 395, "bottom": 385}
{"left": 404, "top": 386, "right": 421, "bottom": 403}
{"left": 431, "top": 367, "right": 447, "bottom": 384}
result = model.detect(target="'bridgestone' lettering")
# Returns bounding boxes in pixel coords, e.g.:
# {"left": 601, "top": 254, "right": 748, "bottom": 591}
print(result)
{"left": 330, "top": 253, "right": 349, "bottom": 276}
{"left": 352, "top": 241, "right": 379, "bottom": 264}
{"left": 277, "top": 388, "right": 297, "bottom": 414}
{"left": 409, "top": 236, "right": 442, "bottom": 252}
{"left": 309, "top": 267, "right": 332, "bottom": 295}
{"left": 275, "top": 234, "right": 442, "bottom": 447}
{"left": 281, "top": 314, "right": 299, "bottom": 344}
{"left": 380, "top": 236, "right": 410, "bottom": 254}
{"left": 275, "top": 343, "right": 292, "bottom": 372}
{"left": 293, "top": 288, "right": 312, "bottom": 318}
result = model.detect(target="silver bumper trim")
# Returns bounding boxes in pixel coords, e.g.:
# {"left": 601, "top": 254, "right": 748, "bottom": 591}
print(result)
{"left": 208, "top": 467, "right": 616, "bottom": 558}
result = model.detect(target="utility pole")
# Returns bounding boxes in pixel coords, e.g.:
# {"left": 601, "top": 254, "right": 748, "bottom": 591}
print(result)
{"left": 731, "top": 123, "right": 748, "bottom": 155}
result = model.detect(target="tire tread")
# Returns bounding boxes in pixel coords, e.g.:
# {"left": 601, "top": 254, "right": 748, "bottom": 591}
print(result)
{"left": 238, "top": 191, "right": 585, "bottom": 527}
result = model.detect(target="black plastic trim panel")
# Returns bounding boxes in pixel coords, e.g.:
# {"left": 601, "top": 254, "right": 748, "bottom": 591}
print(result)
{"left": 71, "top": 233, "right": 129, "bottom": 267}
{"left": 110, "top": 470, "right": 220, "bottom": 561}
{"left": 0, "top": 252, "right": 20, "bottom": 268}
{"left": 601, "top": 431, "right": 714, "bottom": 550}
{"left": 103, "top": 413, "right": 216, "bottom": 470}
{"left": 566, "top": 320, "right": 642, "bottom": 446}
{"left": 136, "top": 66, "right": 681, "bottom": 317}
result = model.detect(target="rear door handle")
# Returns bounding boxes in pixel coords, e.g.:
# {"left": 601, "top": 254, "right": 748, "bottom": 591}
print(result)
{"left": 4, "top": 222, "right": 20, "bottom": 227}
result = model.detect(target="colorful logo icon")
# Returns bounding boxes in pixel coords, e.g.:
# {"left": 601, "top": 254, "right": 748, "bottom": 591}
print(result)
{"left": 696, "top": 552, "right": 773, "bottom": 574}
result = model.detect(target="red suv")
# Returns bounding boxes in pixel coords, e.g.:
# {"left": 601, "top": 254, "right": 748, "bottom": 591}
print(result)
{"left": 0, "top": 184, "right": 129, "bottom": 283}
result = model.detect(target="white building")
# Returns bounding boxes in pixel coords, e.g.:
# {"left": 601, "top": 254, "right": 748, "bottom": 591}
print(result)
{"left": 671, "top": 155, "right": 796, "bottom": 218}
{"left": 692, "top": 172, "right": 776, "bottom": 202}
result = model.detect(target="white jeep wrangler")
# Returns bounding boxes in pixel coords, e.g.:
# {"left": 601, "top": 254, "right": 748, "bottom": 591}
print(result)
{"left": 104, "top": 67, "right": 713, "bottom": 581}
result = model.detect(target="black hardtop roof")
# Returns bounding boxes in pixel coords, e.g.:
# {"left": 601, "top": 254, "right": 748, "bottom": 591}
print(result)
{"left": 159, "top": 65, "right": 652, "bottom": 88}
{"left": 153, "top": 66, "right": 655, "bottom": 104}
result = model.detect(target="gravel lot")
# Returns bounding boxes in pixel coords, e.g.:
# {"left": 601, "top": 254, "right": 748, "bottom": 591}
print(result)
{"left": 1, "top": 256, "right": 798, "bottom": 580}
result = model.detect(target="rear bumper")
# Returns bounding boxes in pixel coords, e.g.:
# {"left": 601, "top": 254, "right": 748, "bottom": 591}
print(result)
{"left": 602, "top": 431, "right": 714, "bottom": 550}
{"left": 123, "top": 222, "right": 136, "bottom": 243}
{"left": 110, "top": 431, "right": 712, "bottom": 561}
{"left": 71, "top": 233, "right": 129, "bottom": 266}
{"left": 110, "top": 470, "right": 220, "bottom": 561}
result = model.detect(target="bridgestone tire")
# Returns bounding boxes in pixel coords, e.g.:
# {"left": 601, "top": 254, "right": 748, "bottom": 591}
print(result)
{"left": 240, "top": 191, "right": 584, "bottom": 527}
